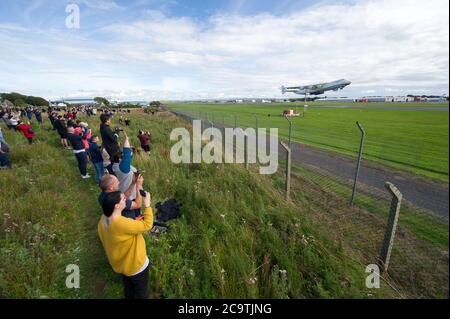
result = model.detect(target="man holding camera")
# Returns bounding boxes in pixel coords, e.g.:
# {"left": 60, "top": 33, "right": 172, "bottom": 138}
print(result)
{"left": 111, "top": 131, "right": 141, "bottom": 201}
{"left": 100, "top": 114, "right": 121, "bottom": 157}
{"left": 99, "top": 174, "right": 144, "bottom": 220}
{"left": 98, "top": 189, "right": 153, "bottom": 299}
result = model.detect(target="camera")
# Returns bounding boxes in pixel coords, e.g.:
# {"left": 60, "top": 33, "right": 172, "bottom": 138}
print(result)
{"left": 134, "top": 170, "right": 146, "bottom": 180}
{"left": 114, "top": 127, "right": 124, "bottom": 133}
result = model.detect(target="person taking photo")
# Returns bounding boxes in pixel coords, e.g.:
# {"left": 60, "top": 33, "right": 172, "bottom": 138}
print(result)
{"left": 98, "top": 190, "right": 153, "bottom": 299}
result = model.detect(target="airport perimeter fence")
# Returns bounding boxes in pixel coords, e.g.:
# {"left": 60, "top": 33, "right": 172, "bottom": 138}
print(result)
{"left": 165, "top": 106, "right": 449, "bottom": 299}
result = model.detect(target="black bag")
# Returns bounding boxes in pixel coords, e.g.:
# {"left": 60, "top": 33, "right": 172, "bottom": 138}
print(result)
{"left": 0, "top": 142, "right": 9, "bottom": 153}
{"left": 155, "top": 198, "right": 182, "bottom": 222}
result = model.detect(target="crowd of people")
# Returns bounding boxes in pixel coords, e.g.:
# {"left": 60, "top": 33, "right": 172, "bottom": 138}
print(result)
{"left": 0, "top": 106, "right": 42, "bottom": 168}
{"left": 1, "top": 103, "right": 157, "bottom": 298}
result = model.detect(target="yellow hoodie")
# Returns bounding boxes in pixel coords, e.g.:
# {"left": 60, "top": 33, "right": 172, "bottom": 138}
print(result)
{"left": 98, "top": 207, "right": 154, "bottom": 276}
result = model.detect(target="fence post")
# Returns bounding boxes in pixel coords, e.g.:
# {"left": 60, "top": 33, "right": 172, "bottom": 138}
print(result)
{"left": 254, "top": 114, "right": 259, "bottom": 163}
{"left": 280, "top": 141, "right": 291, "bottom": 201}
{"left": 234, "top": 115, "right": 237, "bottom": 128}
{"left": 284, "top": 116, "right": 292, "bottom": 149}
{"left": 379, "top": 182, "right": 403, "bottom": 273}
{"left": 244, "top": 132, "right": 249, "bottom": 170}
{"left": 208, "top": 116, "right": 213, "bottom": 131}
{"left": 351, "top": 121, "right": 365, "bottom": 206}
{"left": 222, "top": 125, "right": 226, "bottom": 159}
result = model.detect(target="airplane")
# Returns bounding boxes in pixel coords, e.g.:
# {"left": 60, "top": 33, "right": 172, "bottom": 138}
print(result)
{"left": 281, "top": 79, "right": 351, "bottom": 96}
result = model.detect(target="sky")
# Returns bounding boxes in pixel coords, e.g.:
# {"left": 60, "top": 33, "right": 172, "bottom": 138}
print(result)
{"left": 0, "top": 0, "right": 448, "bottom": 101}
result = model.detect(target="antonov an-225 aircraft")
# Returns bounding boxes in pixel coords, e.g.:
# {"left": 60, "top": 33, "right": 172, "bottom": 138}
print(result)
{"left": 281, "top": 79, "right": 351, "bottom": 95}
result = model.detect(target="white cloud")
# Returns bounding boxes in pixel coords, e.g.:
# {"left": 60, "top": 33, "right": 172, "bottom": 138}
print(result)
{"left": 0, "top": 0, "right": 448, "bottom": 100}
{"left": 78, "top": 0, "right": 122, "bottom": 11}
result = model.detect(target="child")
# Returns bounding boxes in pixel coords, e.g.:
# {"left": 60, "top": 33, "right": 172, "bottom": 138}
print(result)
{"left": 16, "top": 121, "right": 36, "bottom": 144}
{"left": 89, "top": 136, "right": 105, "bottom": 184}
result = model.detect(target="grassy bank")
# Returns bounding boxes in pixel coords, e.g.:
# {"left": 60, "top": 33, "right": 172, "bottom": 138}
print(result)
{"left": 0, "top": 112, "right": 399, "bottom": 298}
{"left": 278, "top": 163, "right": 448, "bottom": 298}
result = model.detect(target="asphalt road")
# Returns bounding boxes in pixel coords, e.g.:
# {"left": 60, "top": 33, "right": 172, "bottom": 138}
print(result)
{"left": 173, "top": 110, "right": 449, "bottom": 220}
{"left": 290, "top": 143, "right": 449, "bottom": 219}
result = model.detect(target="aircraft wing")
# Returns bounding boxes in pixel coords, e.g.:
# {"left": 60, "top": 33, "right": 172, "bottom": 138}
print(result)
{"left": 281, "top": 85, "right": 306, "bottom": 94}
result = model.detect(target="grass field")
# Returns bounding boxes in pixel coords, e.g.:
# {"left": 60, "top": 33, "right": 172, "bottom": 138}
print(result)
{"left": 168, "top": 103, "right": 449, "bottom": 181}
{"left": 0, "top": 112, "right": 402, "bottom": 299}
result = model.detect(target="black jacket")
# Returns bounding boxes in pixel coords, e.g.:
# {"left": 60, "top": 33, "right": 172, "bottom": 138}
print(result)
{"left": 67, "top": 133, "right": 85, "bottom": 151}
{"left": 54, "top": 119, "right": 67, "bottom": 134}
{"left": 100, "top": 123, "right": 120, "bottom": 156}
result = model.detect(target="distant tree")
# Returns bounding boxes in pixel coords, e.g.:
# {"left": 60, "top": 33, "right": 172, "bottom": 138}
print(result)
{"left": 0, "top": 92, "right": 48, "bottom": 106}
{"left": 149, "top": 101, "right": 161, "bottom": 108}
{"left": 94, "top": 97, "right": 111, "bottom": 107}
{"left": 25, "top": 96, "right": 48, "bottom": 106}
{"left": 14, "top": 98, "right": 27, "bottom": 107}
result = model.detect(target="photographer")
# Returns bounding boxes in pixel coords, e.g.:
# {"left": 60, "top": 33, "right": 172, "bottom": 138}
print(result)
{"left": 98, "top": 174, "right": 144, "bottom": 220}
{"left": 100, "top": 113, "right": 121, "bottom": 157}
{"left": 98, "top": 190, "right": 153, "bottom": 299}
{"left": 112, "top": 132, "right": 141, "bottom": 201}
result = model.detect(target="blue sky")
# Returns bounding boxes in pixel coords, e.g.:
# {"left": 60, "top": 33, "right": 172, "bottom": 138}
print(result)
{"left": 0, "top": 0, "right": 448, "bottom": 100}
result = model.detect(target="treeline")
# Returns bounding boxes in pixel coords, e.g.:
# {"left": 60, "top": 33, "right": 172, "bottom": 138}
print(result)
{"left": 94, "top": 96, "right": 163, "bottom": 109}
{"left": 1, "top": 92, "right": 48, "bottom": 107}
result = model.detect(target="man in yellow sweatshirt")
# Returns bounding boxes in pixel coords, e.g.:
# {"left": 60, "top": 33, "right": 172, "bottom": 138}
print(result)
{"left": 98, "top": 190, "right": 153, "bottom": 299}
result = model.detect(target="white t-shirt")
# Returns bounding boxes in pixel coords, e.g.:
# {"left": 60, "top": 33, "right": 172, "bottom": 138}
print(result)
{"left": 131, "top": 256, "right": 149, "bottom": 276}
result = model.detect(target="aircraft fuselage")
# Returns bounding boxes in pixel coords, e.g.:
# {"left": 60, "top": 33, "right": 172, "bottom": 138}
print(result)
{"left": 282, "top": 79, "right": 351, "bottom": 96}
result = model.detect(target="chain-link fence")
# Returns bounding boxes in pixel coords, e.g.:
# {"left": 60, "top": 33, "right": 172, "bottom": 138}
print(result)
{"left": 165, "top": 106, "right": 449, "bottom": 298}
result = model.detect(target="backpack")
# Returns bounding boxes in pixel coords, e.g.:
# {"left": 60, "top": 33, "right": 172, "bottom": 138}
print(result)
{"left": 155, "top": 198, "right": 182, "bottom": 222}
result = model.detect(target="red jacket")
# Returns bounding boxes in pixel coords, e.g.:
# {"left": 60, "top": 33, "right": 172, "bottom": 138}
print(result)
{"left": 17, "top": 124, "right": 36, "bottom": 139}
{"left": 138, "top": 133, "right": 150, "bottom": 146}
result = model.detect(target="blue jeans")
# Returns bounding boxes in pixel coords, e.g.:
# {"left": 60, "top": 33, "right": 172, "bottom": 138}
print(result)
{"left": 74, "top": 151, "right": 88, "bottom": 176}
{"left": 0, "top": 153, "right": 11, "bottom": 168}
{"left": 93, "top": 161, "right": 105, "bottom": 184}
